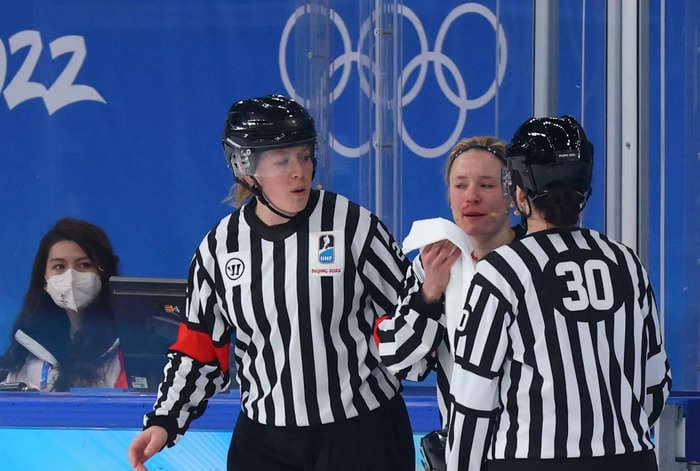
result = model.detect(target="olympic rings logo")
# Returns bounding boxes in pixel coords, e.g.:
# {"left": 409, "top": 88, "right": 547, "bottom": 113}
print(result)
{"left": 279, "top": 2, "right": 507, "bottom": 158}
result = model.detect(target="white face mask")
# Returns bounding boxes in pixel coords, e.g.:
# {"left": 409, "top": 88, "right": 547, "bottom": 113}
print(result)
{"left": 45, "top": 269, "right": 102, "bottom": 311}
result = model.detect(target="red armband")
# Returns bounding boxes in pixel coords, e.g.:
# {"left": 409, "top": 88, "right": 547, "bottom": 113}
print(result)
{"left": 115, "top": 351, "right": 128, "bottom": 389}
{"left": 373, "top": 314, "right": 391, "bottom": 347}
{"left": 170, "top": 323, "right": 230, "bottom": 373}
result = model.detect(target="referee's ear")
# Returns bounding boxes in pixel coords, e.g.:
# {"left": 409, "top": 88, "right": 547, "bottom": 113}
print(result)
{"left": 514, "top": 186, "right": 528, "bottom": 213}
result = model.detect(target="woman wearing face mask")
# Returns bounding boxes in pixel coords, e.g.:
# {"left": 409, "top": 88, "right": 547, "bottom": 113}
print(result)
{"left": 0, "top": 217, "right": 126, "bottom": 392}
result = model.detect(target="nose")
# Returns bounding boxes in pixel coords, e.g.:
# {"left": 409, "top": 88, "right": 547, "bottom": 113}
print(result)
{"left": 288, "top": 155, "right": 305, "bottom": 178}
{"left": 464, "top": 185, "right": 481, "bottom": 205}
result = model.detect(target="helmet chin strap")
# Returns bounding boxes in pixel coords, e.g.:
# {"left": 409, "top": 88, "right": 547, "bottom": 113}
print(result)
{"left": 234, "top": 176, "right": 296, "bottom": 220}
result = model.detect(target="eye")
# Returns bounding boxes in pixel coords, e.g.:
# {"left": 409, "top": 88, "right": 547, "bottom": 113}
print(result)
{"left": 481, "top": 183, "right": 496, "bottom": 189}
{"left": 52, "top": 263, "right": 66, "bottom": 271}
{"left": 77, "top": 261, "right": 94, "bottom": 270}
{"left": 454, "top": 183, "right": 467, "bottom": 190}
{"left": 273, "top": 158, "right": 289, "bottom": 167}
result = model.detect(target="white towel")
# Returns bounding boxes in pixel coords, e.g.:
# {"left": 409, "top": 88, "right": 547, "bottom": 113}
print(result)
{"left": 402, "top": 217, "right": 475, "bottom": 356}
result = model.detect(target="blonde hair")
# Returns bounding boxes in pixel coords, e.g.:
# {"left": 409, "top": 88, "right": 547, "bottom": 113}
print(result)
{"left": 224, "top": 183, "right": 253, "bottom": 208}
{"left": 444, "top": 136, "right": 506, "bottom": 185}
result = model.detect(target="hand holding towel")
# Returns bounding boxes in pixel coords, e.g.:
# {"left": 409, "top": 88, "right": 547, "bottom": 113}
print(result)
{"left": 402, "top": 218, "right": 475, "bottom": 355}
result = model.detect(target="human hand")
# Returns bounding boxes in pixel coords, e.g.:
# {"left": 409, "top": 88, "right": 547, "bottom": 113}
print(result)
{"left": 127, "top": 425, "right": 168, "bottom": 471}
{"left": 419, "top": 240, "right": 461, "bottom": 303}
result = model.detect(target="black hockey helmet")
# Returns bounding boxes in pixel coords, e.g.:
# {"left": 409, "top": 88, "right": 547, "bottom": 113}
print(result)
{"left": 222, "top": 94, "right": 317, "bottom": 177}
{"left": 503, "top": 115, "right": 593, "bottom": 199}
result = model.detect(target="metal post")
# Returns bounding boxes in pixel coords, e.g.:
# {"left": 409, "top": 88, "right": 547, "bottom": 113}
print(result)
{"left": 620, "top": 0, "right": 639, "bottom": 250}
{"left": 605, "top": 0, "right": 622, "bottom": 241}
{"left": 295, "top": 0, "right": 332, "bottom": 188}
{"left": 533, "top": 0, "right": 559, "bottom": 117}
{"left": 367, "top": 0, "right": 402, "bottom": 235}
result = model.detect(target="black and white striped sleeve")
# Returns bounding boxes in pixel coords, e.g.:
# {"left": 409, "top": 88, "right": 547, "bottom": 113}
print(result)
{"left": 377, "top": 255, "right": 445, "bottom": 381}
{"left": 447, "top": 269, "right": 511, "bottom": 471}
{"left": 144, "top": 233, "right": 232, "bottom": 446}
{"left": 642, "top": 280, "right": 671, "bottom": 427}
{"left": 359, "top": 216, "right": 411, "bottom": 318}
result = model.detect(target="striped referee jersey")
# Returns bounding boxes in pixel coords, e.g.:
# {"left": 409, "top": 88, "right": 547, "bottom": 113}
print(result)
{"left": 144, "top": 190, "right": 410, "bottom": 444}
{"left": 377, "top": 255, "right": 454, "bottom": 427}
{"left": 447, "top": 227, "right": 671, "bottom": 471}
{"left": 378, "top": 225, "right": 526, "bottom": 428}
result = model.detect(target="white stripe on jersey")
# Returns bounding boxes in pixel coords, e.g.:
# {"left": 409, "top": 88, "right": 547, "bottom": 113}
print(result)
{"left": 377, "top": 254, "right": 456, "bottom": 428}
{"left": 146, "top": 190, "right": 408, "bottom": 437}
{"left": 448, "top": 228, "right": 671, "bottom": 470}
{"left": 553, "top": 309, "right": 582, "bottom": 456}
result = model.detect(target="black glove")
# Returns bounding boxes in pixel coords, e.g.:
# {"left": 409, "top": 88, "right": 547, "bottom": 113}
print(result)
{"left": 420, "top": 428, "right": 447, "bottom": 471}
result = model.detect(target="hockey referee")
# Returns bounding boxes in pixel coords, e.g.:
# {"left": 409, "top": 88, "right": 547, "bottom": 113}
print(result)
{"left": 446, "top": 116, "right": 671, "bottom": 471}
{"left": 128, "top": 94, "right": 415, "bottom": 470}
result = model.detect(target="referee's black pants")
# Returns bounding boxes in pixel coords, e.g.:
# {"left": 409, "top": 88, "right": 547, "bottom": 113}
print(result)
{"left": 227, "top": 394, "right": 415, "bottom": 471}
{"left": 485, "top": 449, "right": 658, "bottom": 471}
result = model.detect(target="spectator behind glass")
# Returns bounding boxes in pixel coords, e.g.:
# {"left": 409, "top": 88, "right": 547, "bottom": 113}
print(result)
{"left": 0, "top": 218, "right": 126, "bottom": 392}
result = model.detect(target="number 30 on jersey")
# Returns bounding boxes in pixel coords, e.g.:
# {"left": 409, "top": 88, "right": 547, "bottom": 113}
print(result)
{"left": 548, "top": 257, "right": 625, "bottom": 321}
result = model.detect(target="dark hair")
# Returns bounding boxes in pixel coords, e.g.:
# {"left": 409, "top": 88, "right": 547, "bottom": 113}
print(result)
{"left": 530, "top": 189, "right": 586, "bottom": 226}
{"left": 0, "top": 218, "right": 120, "bottom": 391}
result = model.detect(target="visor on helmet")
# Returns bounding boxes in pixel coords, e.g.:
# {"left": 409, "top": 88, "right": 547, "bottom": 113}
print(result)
{"left": 224, "top": 141, "right": 315, "bottom": 178}
{"left": 501, "top": 165, "right": 514, "bottom": 199}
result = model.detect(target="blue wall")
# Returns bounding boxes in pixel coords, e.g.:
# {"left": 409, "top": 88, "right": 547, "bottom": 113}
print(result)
{"left": 0, "top": 0, "right": 542, "bottom": 350}
{"left": 0, "top": 389, "right": 440, "bottom": 470}
{"left": 6, "top": 0, "right": 679, "bottom": 386}
{"left": 0, "top": 3, "right": 697, "bottom": 470}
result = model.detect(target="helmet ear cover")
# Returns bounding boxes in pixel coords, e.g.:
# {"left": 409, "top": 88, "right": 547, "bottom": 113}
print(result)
{"left": 223, "top": 143, "right": 256, "bottom": 178}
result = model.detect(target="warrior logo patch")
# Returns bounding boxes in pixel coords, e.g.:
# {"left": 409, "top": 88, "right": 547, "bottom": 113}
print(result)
{"left": 221, "top": 252, "right": 251, "bottom": 287}
{"left": 225, "top": 257, "right": 246, "bottom": 281}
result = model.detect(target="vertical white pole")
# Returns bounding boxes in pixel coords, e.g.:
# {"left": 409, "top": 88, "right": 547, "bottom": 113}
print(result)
{"left": 620, "top": 0, "right": 639, "bottom": 249}
{"left": 606, "top": 1, "right": 622, "bottom": 241}
{"left": 533, "top": 0, "right": 559, "bottom": 117}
